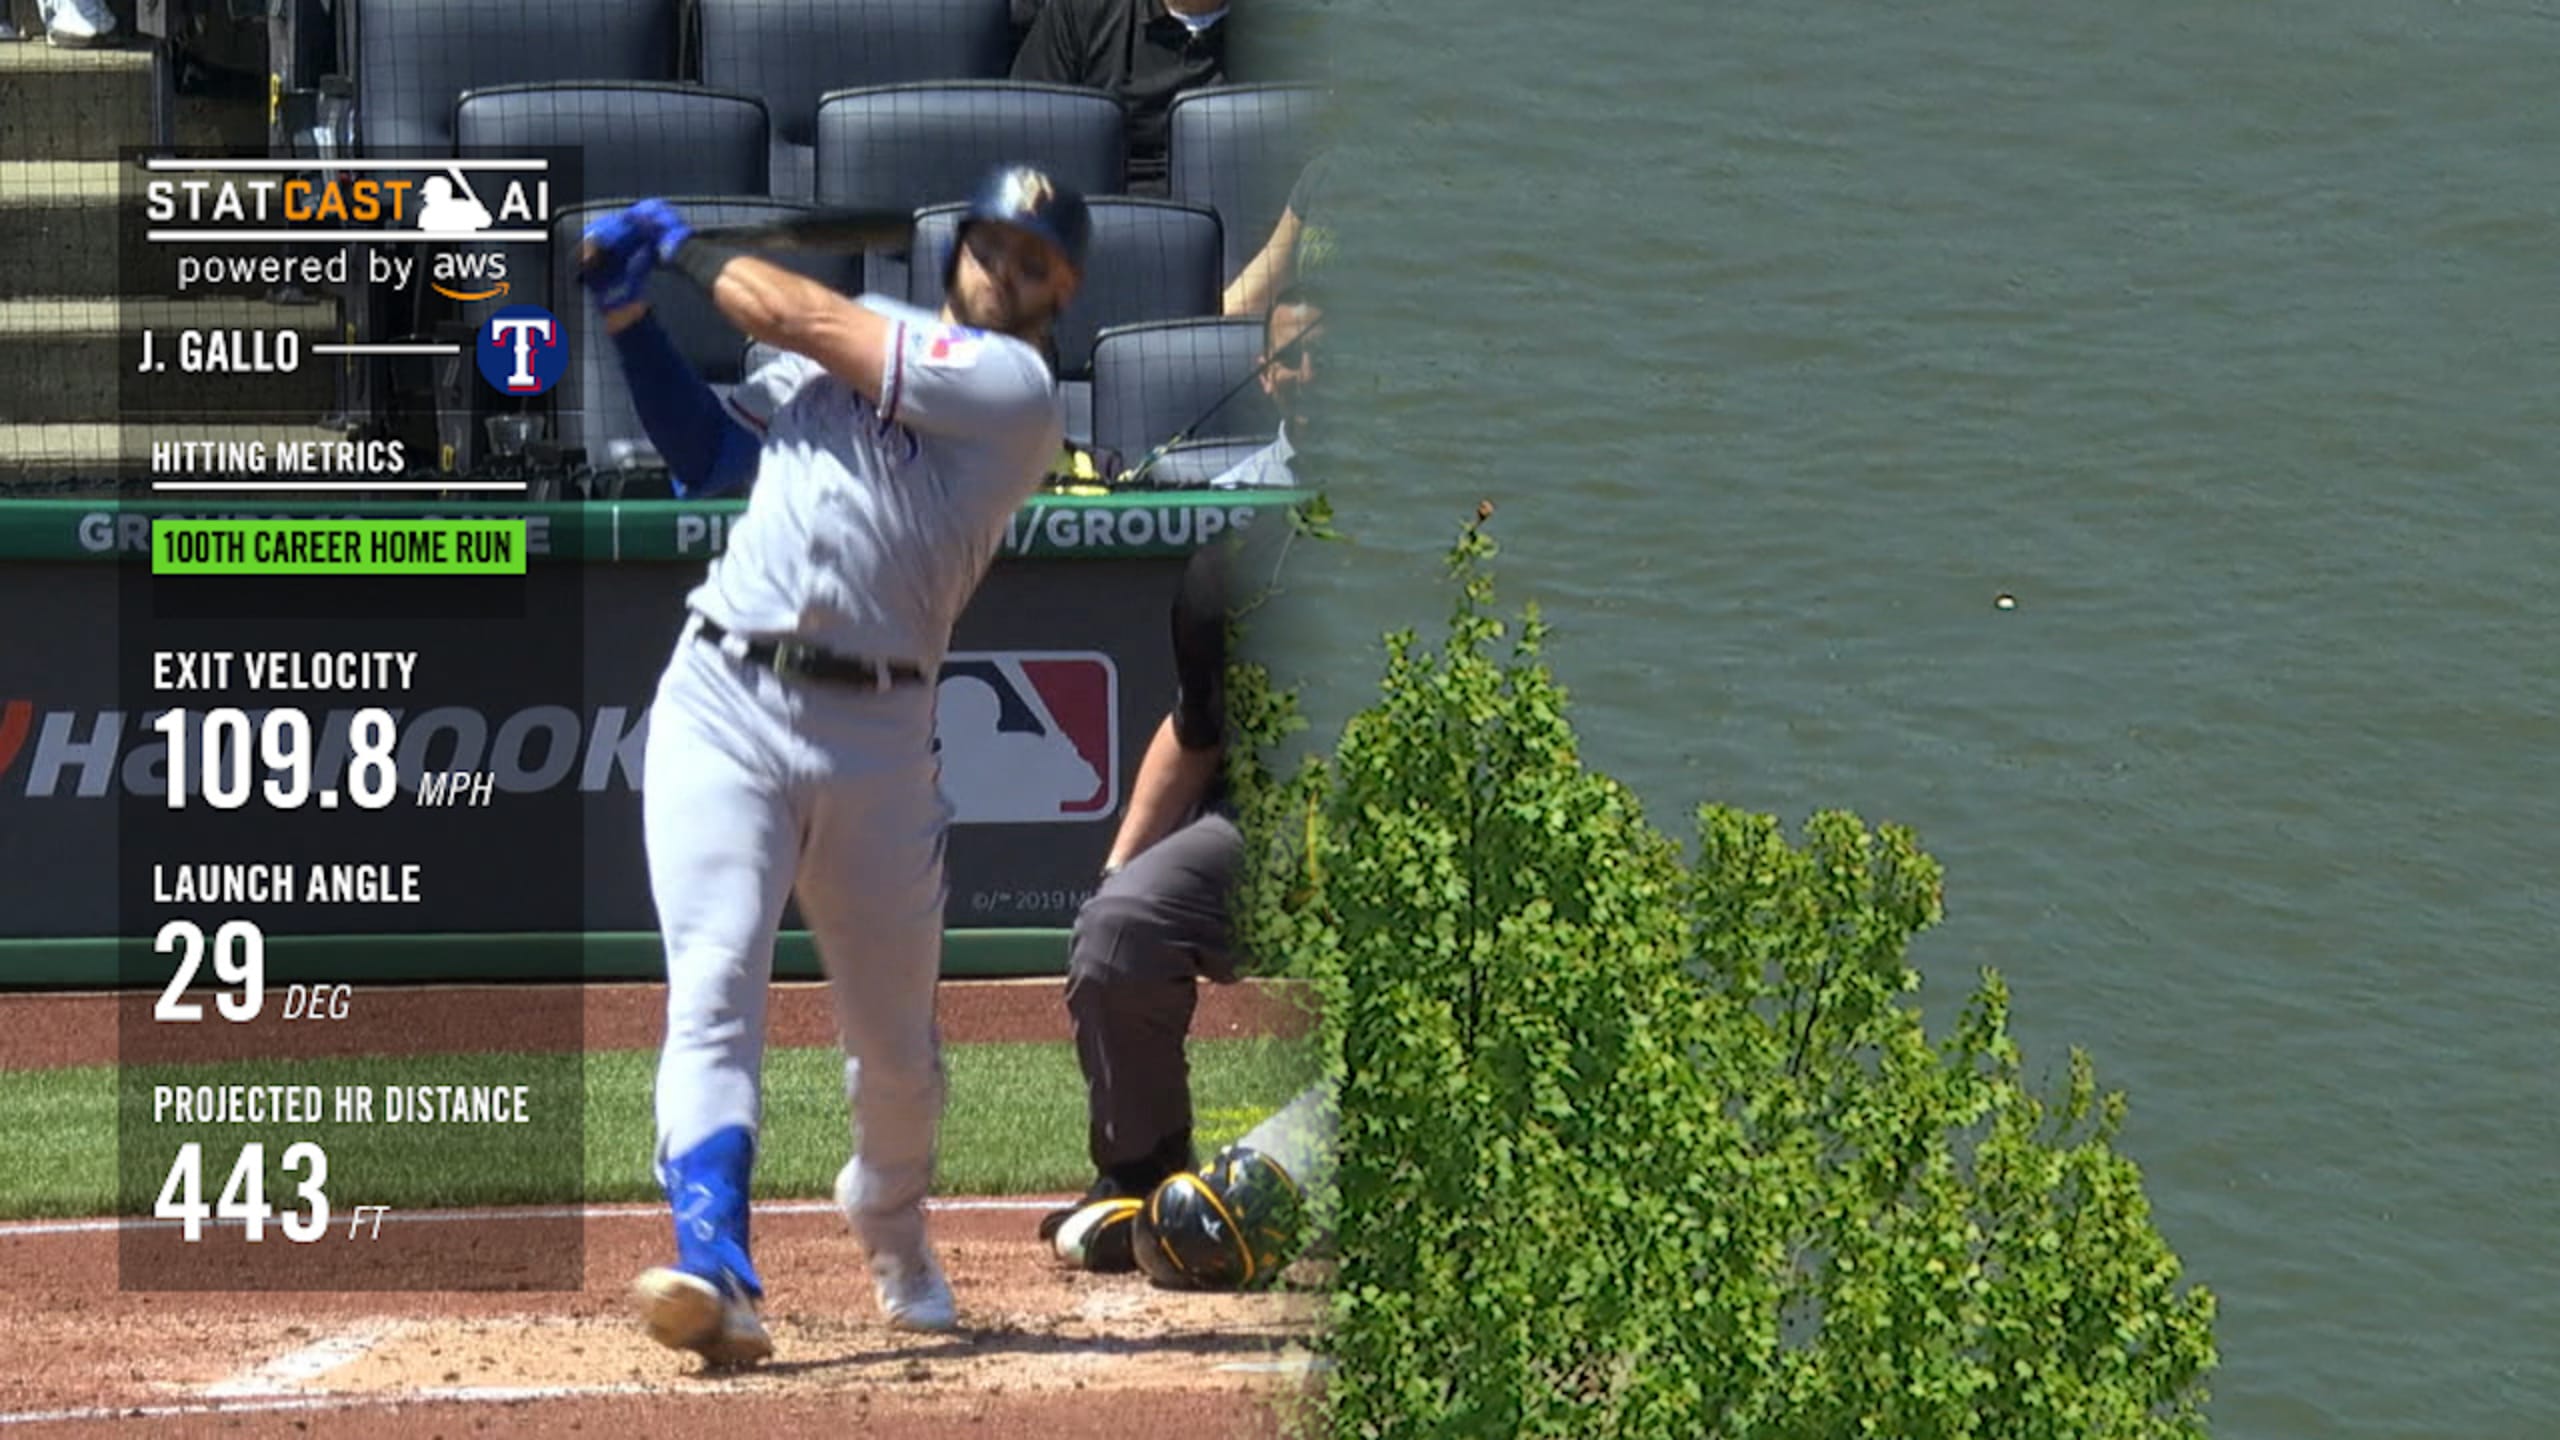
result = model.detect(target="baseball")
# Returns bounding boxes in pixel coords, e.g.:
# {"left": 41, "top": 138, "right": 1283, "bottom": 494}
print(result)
{"left": 1995, "top": 593, "right": 2017, "bottom": 610}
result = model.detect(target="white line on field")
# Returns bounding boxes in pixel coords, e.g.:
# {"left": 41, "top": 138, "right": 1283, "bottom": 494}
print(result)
{"left": 0, "top": 1384, "right": 657, "bottom": 1428}
{"left": 0, "top": 1195, "right": 1067, "bottom": 1240}
{"left": 200, "top": 1323, "right": 401, "bottom": 1397}
{"left": 1216, "top": 1357, "right": 1334, "bottom": 1375}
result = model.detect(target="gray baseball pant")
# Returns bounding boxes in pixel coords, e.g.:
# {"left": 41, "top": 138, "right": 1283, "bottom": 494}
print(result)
{"left": 1063, "top": 809, "right": 1244, "bottom": 1187}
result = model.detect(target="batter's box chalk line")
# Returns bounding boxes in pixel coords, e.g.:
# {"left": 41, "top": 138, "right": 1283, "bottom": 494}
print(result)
{"left": 200, "top": 1321, "right": 414, "bottom": 1398}
{"left": 0, "top": 1194, "right": 1061, "bottom": 1239}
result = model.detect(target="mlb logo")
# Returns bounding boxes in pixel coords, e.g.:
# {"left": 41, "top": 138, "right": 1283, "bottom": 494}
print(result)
{"left": 932, "top": 652, "right": 1117, "bottom": 824}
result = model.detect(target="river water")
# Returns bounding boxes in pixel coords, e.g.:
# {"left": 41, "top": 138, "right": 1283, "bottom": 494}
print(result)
{"left": 1275, "top": 1, "right": 2560, "bottom": 1433}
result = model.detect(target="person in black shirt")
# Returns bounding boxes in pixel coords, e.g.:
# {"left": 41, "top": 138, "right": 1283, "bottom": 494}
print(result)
{"left": 1039, "top": 522, "right": 1282, "bottom": 1240}
{"left": 1010, "top": 0, "right": 1233, "bottom": 198}
{"left": 1223, "top": 149, "right": 1334, "bottom": 316}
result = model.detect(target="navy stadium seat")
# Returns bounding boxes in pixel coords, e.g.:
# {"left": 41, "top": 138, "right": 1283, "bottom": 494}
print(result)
{"left": 813, "top": 81, "right": 1127, "bottom": 295}
{"left": 452, "top": 82, "right": 769, "bottom": 207}
{"left": 549, "top": 199, "right": 862, "bottom": 463}
{"left": 450, "top": 85, "right": 771, "bottom": 440}
{"left": 698, "top": 0, "right": 1018, "bottom": 200}
{"left": 1087, "top": 316, "right": 1274, "bottom": 465}
{"left": 904, "top": 196, "right": 1222, "bottom": 379}
{"left": 1127, "top": 436, "right": 1267, "bottom": 489}
{"left": 1165, "top": 83, "right": 1327, "bottom": 286}
{"left": 343, "top": 0, "right": 684, "bottom": 153}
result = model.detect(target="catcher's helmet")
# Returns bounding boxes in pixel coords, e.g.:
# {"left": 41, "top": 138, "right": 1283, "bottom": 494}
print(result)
{"left": 1131, "top": 1172, "right": 1252, "bottom": 1291}
{"left": 944, "top": 164, "right": 1091, "bottom": 290}
{"left": 1130, "top": 1147, "right": 1308, "bottom": 1291}
{"left": 1201, "top": 1145, "right": 1306, "bottom": 1287}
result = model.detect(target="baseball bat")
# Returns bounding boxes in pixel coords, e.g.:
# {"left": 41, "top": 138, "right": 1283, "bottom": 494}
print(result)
{"left": 686, "top": 208, "right": 913, "bottom": 253}
{"left": 577, "top": 206, "right": 914, "bottom": 277}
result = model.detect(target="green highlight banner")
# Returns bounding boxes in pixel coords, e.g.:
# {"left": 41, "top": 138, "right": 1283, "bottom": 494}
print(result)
{"left": 152, "top": 519, "right": 529, "bottom": 576}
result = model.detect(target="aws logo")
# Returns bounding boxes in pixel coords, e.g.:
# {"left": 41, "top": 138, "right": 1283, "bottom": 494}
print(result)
{"left": 932, "top": 653, "right": 1118, "bottom": 824}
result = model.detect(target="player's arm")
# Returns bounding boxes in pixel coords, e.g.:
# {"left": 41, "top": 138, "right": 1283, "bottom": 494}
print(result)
{"left": 1103, "top": 545, "right": 1230, "bottom": 872}
{"left": 1221, "top": 204, "right": 1301, "bottom": 317}
{"left": 668, "top": 238, "right": 1057, "bottom": 441}
{"left": 1104, "top": 716, "right": 1222, "bottom": 875}
{"left": 582, "top": 295, "right": 754, "bottom": 498}
{"left": 665, "top": 241, "right": 899, "bottom": 401}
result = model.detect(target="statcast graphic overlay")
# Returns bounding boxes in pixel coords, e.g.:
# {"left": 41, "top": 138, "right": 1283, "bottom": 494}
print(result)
{"left": 115, "top": 537, "right": 589, "bottom": 1292}
{"left": 118, "top": 146, "right": 579, "bottom": 496}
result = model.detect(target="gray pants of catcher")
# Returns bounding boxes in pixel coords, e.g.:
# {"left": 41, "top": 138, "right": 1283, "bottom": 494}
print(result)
{"left": 1064, "top": 809, "right": 1244, "bottom": 1186}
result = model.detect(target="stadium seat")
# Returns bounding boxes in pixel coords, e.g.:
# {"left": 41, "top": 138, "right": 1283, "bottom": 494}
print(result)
{"left": 904, "top": 196, "right": 1222, "bottom": 379}
{"left": 342, "top": 0, "right": 685, "bottom": 153}
{"left": 548, "top": 199, "right": 862, "bottom": 466}
{"left": 1165, "top": 84, "right": 1327, "bottom": 287}
{"left": 813, "top": 81, "right": 1127, "bottom": 295}
{"left": 1087, "top": 316, "right": 1274, "bottom": 465}
{"left": 453, "top": 83, "right": 769, "bottom": 207}
{"left": 698, "top": 0, "right": 1018, "bottom": 201}
{"left": 1125, "top": 437, "right": 1268, "bottom": 489}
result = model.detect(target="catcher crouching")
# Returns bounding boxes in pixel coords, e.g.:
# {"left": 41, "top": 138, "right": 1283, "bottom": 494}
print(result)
{"left": 1052, "top": 1080, "right": 1334, "bottom": 1290}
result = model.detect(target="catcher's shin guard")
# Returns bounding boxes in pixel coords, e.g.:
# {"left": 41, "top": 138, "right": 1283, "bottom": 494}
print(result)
{"left": 1050, "top": 1194, "right": 1144, "bottom": 1272}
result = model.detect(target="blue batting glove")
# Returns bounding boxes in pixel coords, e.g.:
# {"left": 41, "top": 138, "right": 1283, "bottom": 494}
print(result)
{"left": 628, "top": 198, "right": 695, "bottom": 264}
{"left": 580, "top": 204, "right": 664, "bottom": 310}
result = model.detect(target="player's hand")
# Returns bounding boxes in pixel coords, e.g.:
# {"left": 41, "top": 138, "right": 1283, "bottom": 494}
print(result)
{"left": 579, "top": 203, "right": 665, "bottom": 312}
{"left": 626, "top": 198, "right": 695, "bottom": 264}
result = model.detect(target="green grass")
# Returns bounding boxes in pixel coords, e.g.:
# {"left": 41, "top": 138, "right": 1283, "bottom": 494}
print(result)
{"left": 0, "top": 1036, "right": 1315, "bottom": 1221}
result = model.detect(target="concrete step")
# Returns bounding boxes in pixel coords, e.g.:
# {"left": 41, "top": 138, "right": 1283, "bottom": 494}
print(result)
{"left": 0, "top": 420, "right": 409, "bottom": 491}
{"left": 0, "top": 295, "right": 342, "bottom": 424}
{"left": 0, "top": 159, "right": 138, "bottom": 295}
{"left": 0, "top": 160, "right": 349, "bottom": 298}
{"left": 0, "top": 42, "right": 268, "bottom": 163}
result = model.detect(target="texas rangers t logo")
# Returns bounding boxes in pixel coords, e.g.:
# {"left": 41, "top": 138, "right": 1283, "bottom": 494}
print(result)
{"left": 477, "top": 304, "right": 567, "bottom": 395}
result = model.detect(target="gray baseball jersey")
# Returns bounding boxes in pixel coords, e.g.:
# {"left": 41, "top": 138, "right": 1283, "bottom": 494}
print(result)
{"left": 689, "top": 295, "right": 1063, "bottom": 668}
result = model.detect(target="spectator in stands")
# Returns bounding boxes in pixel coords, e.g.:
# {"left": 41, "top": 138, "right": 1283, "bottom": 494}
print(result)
{"left": 1209, "top": 282, "right": 1321, "bottom": 490}
{"left": 34, "top": 0, "right": 117, "bottom": 46}
{"left": 1222, "top": 148, "right": 1333, "bottom": 317}
{"left": 1011, "top": 0, "right": 1233, "bottom": 198}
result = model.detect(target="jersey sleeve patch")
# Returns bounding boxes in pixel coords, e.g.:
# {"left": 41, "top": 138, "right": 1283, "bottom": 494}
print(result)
{"left": 916, "top": 325, "right": 985, "bottom": 370}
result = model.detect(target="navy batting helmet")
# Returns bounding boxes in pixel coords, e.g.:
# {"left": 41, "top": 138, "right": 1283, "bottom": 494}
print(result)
{"left": 945, "top": 164, "right": 1091, "bottom": 290}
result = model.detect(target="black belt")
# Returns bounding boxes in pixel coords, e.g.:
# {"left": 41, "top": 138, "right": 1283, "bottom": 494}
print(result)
{"left": 693, "top": 616, "right": 926, "bottom": 690}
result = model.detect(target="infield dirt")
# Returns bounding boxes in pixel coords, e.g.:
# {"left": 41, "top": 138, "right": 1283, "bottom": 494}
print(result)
{"left": 0, "top": 978, "right": 1326, "bottom": 1438}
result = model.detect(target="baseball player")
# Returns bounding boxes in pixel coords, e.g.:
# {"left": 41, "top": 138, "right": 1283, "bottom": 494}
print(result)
{"left": 1052, "top": 1076, "right": 1338, "bottom": 1290}
{"left": 577, "top": 166, "right": 1091, "bottom": 1368}
{"left": 1036, "top": 469, "right": 1320, "bottom": 1225}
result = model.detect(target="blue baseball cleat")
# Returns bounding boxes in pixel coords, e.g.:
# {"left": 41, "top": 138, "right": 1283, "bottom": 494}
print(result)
{"left": 637, "top": 1127, "right": 774, "bottom": 1367}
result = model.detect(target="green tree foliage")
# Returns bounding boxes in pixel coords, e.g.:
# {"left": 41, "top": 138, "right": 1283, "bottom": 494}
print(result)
{"left": 1222, "top": 505, "right": 2217, "bottom": 1439}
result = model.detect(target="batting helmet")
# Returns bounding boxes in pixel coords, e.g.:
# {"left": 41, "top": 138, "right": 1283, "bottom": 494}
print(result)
{"left": 943, "top": 164, "right": 1091, "bottom": 291}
